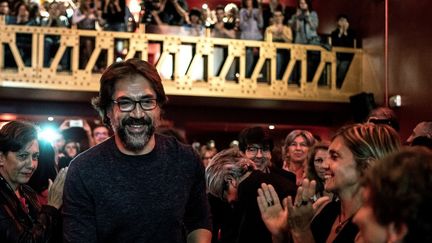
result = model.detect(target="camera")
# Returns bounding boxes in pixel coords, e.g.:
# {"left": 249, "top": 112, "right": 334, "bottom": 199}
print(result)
{"left": 69, "top": 120, "right": 83, "bottom": 127}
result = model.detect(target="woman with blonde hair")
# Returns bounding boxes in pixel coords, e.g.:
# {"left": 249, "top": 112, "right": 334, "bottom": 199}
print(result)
{"left": 282, "top": 129, "right": 316, "bottom": 185}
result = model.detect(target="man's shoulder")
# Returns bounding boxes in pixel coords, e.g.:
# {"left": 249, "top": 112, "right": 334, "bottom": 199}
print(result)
{"left": 69, "top": 138, "right": 114, "bottom": 168}
{"left": 156, "top": 133, "right": 196, "bottom": 156}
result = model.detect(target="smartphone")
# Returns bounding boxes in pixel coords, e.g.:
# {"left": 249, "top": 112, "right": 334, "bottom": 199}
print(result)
{"left": 69, "top": 120, "right": 83, "bottom": 127}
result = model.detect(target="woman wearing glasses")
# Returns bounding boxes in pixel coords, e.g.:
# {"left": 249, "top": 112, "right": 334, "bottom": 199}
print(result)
{"left": 0, "top": 121, "right": 68, "bottom": 242}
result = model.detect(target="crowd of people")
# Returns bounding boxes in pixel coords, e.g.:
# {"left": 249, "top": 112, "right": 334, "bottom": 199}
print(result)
{"left": 1, "top": 0, "right": 356, "bottom": 85}
{"left": 0, "top": 58, "right": 431, "bottom": 242}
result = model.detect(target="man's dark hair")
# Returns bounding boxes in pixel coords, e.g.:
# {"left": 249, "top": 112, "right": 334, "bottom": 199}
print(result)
{"left": 0, "top": 121, "right": 38, "bottom": 154}
{"left": 189, "top": 8, "right": 201, "bottom": 19}
{"left": 92, "top": 59, "right": 168, "bottom": 126}
{"left": 411, "top": 136, "right": 432, "bottom": 150}
{"left": 273, "top": 4, "right": 285, "bottom": 16}
{"left": 364, "top": 147, "right": 432, "bottom": 242}
{"left": 238, "top": 126, "right": 274, "bottom": 152}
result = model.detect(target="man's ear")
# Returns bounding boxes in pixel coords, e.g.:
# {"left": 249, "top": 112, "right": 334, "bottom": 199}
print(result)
{"left": 387, "top": 222, "right": 408, "bottom": 243}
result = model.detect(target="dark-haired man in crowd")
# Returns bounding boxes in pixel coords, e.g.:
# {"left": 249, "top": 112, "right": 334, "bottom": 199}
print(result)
{"left": 238, "top": 126, "right": 296, "bottom": 185}
{"left": 63, "top": 59, "right": 212, "bottom": 242}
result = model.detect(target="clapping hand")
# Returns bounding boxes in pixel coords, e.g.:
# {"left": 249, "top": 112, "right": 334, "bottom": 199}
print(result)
{"left": 47, "top": 167, "right": 68, "bottom": 209}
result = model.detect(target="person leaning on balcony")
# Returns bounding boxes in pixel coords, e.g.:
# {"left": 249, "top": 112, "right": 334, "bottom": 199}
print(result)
{"left": 10, "top": 2, "right": 37, "bottom": 67}
{"left": 72, "top": 0, "right": 105, "bottom": 69}
{"left": 331, "top": 14, "right": 356, "bottom": 88}
{"left": 288, "top": 0, "right": 320, "bottom": 82}
{"left": 264, "top": 5, "right": 292, "bottom": 79}
{"left": 182, "top": 8, "right": 204, "bottom": 36}
{"left": 240, "top": 0, "right": 264, "bottom": 77}
{"left": 0, "top": 121, "right": 68, "bottom": 242}
{"left": 211, "top": 4, "right": 237, "bottom": 39}
{"left": 289, "top": 0, "right": 319, "bottom": 45}
{"left": 0, "top": 0, "right": 13, "bottom": 24}
{"left": 102, "top": 0, "right": 126, "bottom": 31}
{"left": 41, "top": 1, "right": 70, "bottom": 69}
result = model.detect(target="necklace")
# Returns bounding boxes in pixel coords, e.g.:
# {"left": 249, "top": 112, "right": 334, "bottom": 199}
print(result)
{"left": 335, "top": 214, "right": 352, "bottom": 233}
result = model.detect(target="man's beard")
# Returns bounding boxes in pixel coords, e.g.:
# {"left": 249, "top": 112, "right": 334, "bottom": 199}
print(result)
{"left": 116, "top": 116, "right": 155, "bottom": 152}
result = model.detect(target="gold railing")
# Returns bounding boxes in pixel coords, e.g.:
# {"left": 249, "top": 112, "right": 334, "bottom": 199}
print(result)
{"left": 0, "top": 17, "right": 363, "bottom": 102}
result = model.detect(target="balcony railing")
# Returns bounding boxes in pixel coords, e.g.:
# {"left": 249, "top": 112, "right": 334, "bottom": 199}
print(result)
{"left": 0, "top": 16, "right": 363, "bottom": 102}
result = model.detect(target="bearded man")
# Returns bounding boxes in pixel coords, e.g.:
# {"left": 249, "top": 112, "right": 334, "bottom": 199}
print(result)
{"left": 63, "top": 59, "right": 211, "bottom": 243}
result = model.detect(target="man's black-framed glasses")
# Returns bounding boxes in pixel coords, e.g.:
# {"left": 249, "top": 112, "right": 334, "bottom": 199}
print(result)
{"left": 246, "top": 145, "right": 270, "bottom": 156}
{"left": 112, "top": 97, "right": 157, "bottom": 112}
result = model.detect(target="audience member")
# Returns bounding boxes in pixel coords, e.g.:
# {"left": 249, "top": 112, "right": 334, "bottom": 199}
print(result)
{"left": 92, "top": 124, "right": 110, "bottom": 145}
{"left": 200, "top": 140, "right": 217, "bottom": 167}
{"left": 406, "top": 121, "right": 432, "bottom": 144}
{"left": 353, "top": 147, "right": 432, "bottom": 243}
{"left": 367, "top": 106, "right": 400, "bottom": 131}
{"left": 59, "top": 119, "right": 94, "bottom": 151}
{"left": 158, "top": 0, "right": 189, "bottom": 26}
{"left": 139, "top": 0, "right": 163, "bottom": 25}
{"left": 58, "top": 139, "right": 80, "bottom": 170}
{"left": 282, "top": 129, "right": 316, "bottom": 185}
{"left": 102, "top": 0, "right": 126, "bottom": 31}
{"left": 289, "top": 0, "right": 320, "bottom": 82}
{"left": 212, "top": 4, "right": 236, "bottom": 38}
{"left": 1, "top": 0, "right": 15, "bottom": 67}
{"left": 13, "top": 2, "right": 37, "bottom": 66}
{"left": 257, "top": 123, "right": 400, "bottom": 243}
{"left": 411, "top": 136, "right": 432, "bottom": 150}
{"left": 72, "top": 0, "right": 104, "bottom": 69}
{"left": 289, "top": 0, "right": 319, "bottom": 45}
{"left": 238, "top": 126, "right": 296, "bottom": 185}
{"left": 240, "top": 0, "right": 263, "bottom": 77}
{"left": 306, "top": 141, "right": 333, "bottom": 201}
{"left": 264, "top": 5, "right": 292, "bottom": 79}
{"left": 41, "top": 1, "right": 70, "bottom": 69}
{"left": 0, "top": 0, "right": 13, "bottom": 24}
{"left": 331, "top": 14, "right": 355, "bottom": 88}
{"left": 200, "top": 4, "right": 214, "bottom": 27}
{"left": 264, "top": 6, "right": 292, "bottom": 43}
{"left": 206, "top": 147, "right": 295, "bottom": 243}
{"left": 0, "top": 121, "right": 67, "bottom": 242}
{"left": 207, "top": 127, "right": 296, "bottom": 243}
{"left": 63, "top": 59, "right": 211, "bottom": 242}
{"left": 262, "top": 0, "right": 281, "bottom": 28}
{"left": 183, "top": 7, "right": 204, "bottom": 36}
{"left": 27, "top": 139, "right": 58, "bottom": 205}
